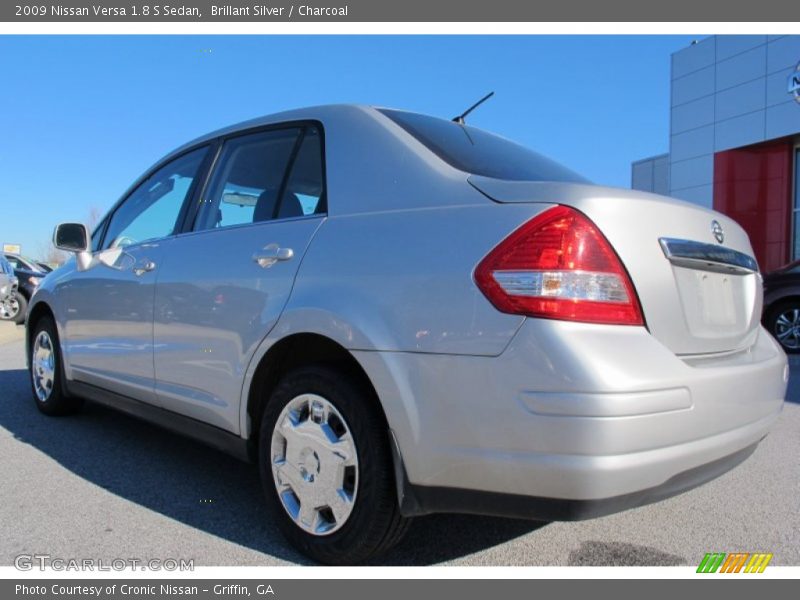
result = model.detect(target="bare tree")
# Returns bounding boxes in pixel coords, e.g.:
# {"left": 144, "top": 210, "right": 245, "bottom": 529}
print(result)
{"left": 37, "top": 240, "right": 68, "bottom": 266}
{"left": 86, "top": 205, "right": 102, "bottom": 231}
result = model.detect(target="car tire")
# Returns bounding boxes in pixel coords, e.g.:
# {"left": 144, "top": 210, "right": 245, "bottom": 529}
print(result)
{"left": 258, "top": 364, "right": 410, "bottom": 564}
{"left": 0, "top": 290, "right": 26, "bottom": 324}
{"left": 766, "top": 300, "right": 800, "bottom": 354}
{"left": 29, "top": 316, "right": 83, "bottom": 416}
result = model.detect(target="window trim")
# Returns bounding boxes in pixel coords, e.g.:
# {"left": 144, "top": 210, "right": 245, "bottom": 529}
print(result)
{"left": 181, "top": 119, "right": 328, "bottom": 235}
{"left": 90, "top": 216, "right": 109, "bottom": 253}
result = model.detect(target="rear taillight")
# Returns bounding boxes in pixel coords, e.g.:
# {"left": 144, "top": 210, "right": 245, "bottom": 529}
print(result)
{"left": 474, "top": 205, "right": 644, "bottom": 326}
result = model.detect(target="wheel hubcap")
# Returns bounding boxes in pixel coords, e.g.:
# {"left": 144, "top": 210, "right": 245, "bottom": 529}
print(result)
{"left": 270, "top": 394, "right": 358, "bottom": 536}
{"left": 775, "top": 308, "right": 800, "bottom": 350}
{"left": 32, "top": 331, "right": 56, "bottom": 402}
{"left": 0, "top": 296, "right": 20, "bottom": 319}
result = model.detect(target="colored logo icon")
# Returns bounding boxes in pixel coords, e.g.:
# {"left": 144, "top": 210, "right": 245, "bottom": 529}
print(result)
{"left": 697, "top": 552, "right": 773, "bottom": 573}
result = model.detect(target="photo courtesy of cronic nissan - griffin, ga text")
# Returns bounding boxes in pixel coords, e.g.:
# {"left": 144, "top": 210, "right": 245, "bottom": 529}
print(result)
{"left": 26, "top": 104, "right": 787, "bottom": 564}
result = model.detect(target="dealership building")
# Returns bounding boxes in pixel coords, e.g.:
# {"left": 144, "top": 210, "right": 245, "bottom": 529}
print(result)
{"left": 632, "top": 35, "right": 800, "bottom": 272}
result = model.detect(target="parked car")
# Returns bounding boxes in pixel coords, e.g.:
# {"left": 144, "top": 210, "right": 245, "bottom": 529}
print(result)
{"left": 0, "top": 256, "right": 19, "bottom": 310}
{"left": 27, "top": 105, "right": 787, "bottom": 564}
{"left": 762, "top": 260, "right": 800, "bottom": 353}
{"left": 1, "top": 253, "right": 47, "bottom": 324}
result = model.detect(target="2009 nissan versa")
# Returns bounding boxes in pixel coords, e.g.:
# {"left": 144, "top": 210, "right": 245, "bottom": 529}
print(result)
{"left": 26, "top": 105, "right": 787, "bottom": 564}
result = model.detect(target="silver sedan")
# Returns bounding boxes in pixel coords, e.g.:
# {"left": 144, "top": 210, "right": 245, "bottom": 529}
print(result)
{"left": 26, "top": 105, "right": 787, "bottom": 564}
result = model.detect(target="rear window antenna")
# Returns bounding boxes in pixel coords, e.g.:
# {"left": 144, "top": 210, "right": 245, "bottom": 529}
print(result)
{"left": 452, "top": 91, "right": 495, "bottom": 125}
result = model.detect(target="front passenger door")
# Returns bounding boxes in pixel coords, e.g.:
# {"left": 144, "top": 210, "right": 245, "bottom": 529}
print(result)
{"left": 60, "top": 146, "right": 210, "bottom": 404}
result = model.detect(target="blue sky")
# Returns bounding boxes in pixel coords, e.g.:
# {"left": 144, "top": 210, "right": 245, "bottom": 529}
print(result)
{"left": 0, "top": 35, "right": 697, "bottom": 257}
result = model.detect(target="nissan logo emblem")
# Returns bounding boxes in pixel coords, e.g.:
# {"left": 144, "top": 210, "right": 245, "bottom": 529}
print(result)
{"left": 711, "top": 220, "right": 725, "bottom": 244}
{"left": 790, "top": 62, "right": 800, "bottom": 104}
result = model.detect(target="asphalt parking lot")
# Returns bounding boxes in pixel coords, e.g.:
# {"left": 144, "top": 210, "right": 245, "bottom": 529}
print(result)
{"left": 0, "top": 320, "right": 798, "bottom": 567}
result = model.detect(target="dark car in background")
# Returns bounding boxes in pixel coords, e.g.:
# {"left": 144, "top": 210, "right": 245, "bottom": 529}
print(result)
{"left": 1, "top": 253, "right": 47, "bottom": 324}
{"left": 0, "top": 256, "right": 18, "bottom": 311}
{"left": 763, "top": 260, "right": 800, "bottom": 353}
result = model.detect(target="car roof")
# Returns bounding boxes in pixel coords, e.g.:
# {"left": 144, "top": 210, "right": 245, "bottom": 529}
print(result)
{"left": 5, "top": 252, "right": 33, "bottom": 264}
{"left": 4, "top": 253, "right": 45, "bottom": 272}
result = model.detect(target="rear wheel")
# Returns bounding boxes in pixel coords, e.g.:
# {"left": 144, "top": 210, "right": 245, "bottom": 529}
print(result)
{"left": 767, "top": 300, "right": 800, "bottom": 354}
{"left": 29, "top": 316, "right": 83, "bottom": 415}
{"left": 0, "top": 291, "right": 26, "bottom": 324}
{"left": 258, "top": 365, "right": 409, "bottom": 564}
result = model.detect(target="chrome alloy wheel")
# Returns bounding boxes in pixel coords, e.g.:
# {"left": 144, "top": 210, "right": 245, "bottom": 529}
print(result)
{"left": 32, "top": 330, "right": 56, "bottom": 402}
{"left": 775, "top": 308, "right": 800, "bottom": 350}
{"left": 270, "top": 393, "right": 358, "bottom": 536}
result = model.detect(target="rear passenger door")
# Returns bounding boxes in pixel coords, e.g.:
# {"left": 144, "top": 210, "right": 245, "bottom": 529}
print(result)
{"left": 152, "top": 124, "right": 327, "bottom": 433}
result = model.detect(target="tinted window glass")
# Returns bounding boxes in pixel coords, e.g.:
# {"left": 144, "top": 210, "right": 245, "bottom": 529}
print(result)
{"left": 282, "top": 127, "right": 325, "bottom": 216}
{"left": 104, "top": 147, "right": 208, "bottom": 249}
{"left": 379, "top": 109, "right": 588, "bottom": 183}
{"left": 195, "top": 128, "right": 301, "bottom": 231}
{"left": 6, "top": 257, "right": 19, "bottom": 270}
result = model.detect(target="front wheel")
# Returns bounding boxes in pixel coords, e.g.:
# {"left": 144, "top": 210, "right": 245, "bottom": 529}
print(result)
{"left": 258, "top": 365, "right": 409, "bottom": 564}
{"left": 0, "top": 291, "right": 27, "bottom": 324}
{"left": 29, "top": 316, "right": 83, "bottom": 415}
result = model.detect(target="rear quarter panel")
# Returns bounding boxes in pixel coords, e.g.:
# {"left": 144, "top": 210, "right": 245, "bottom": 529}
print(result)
{"left": 280, "top": 203, "right": 546, "bottom": 355}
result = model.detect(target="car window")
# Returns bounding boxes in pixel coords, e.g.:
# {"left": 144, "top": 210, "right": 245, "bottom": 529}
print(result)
{"left": 103, "top": 146, "right": 208, "bottom": 249}
{"left": 6, "top": 257, "right": 19, "bottom": 270}
{"left": 195, "top": 128, "right": 302, "bottom": 232}
{"left": 378, "top": 109, "right": 589, "bottom": 183}
{"left": 282, "top": 127, "right": 326, "bottom": 216}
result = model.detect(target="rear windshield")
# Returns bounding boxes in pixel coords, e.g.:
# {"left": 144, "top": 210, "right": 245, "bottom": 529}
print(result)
{"left": 379, "top": 109, "right": 588, "bottom": 183}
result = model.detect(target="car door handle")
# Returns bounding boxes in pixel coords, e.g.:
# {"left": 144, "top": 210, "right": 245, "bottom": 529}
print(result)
{"left": 253, "top": 245, "right": 294, "bottom": 269}
{"left": 133, "top": 261, "right": 156, "bottom": 276}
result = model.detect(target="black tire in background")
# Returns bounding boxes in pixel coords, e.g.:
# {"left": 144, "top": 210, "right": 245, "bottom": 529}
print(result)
{"left": 766, "top": 299, "right": 800, "bottom": 354}
{"left": 258, "top": 365, "right": 410, "bottom": 564}
{"left": 29, "top": 315, "right": 83, "bottom": 415}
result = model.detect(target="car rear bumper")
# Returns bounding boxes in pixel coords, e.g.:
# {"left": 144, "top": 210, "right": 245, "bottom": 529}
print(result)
{"left": 355, "top": 320, "right": 787, "bottom": 518}
{"left": 400, "top": 440, "right": 761, "bottom": 520}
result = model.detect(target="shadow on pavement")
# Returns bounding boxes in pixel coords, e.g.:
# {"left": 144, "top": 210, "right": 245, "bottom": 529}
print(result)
{"left": 0, "top": 366, "right": 544, "bottom": 565}
{"left": 369, "top": 514, "right": 546, "bottom": 565}
{"left": 568, "top": 541, "right": 685, "bottom": 566}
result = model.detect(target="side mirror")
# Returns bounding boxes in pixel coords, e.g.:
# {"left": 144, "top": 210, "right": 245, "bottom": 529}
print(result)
{"left": 54, "top": 223, "right": 90, "bottom": 253}
{"left": 53, "top": 223, "right": 92, "bottom": 271}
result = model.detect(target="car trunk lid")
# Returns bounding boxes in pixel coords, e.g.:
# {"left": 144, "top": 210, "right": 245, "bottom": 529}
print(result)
{"left": 469, "top": 176, "right": 763, "bottom": 356}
